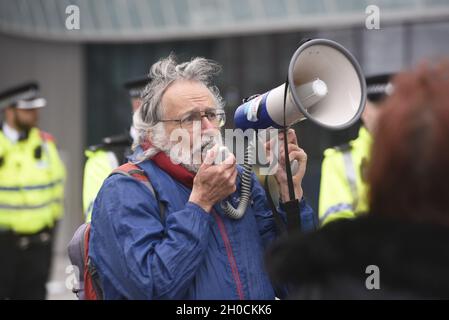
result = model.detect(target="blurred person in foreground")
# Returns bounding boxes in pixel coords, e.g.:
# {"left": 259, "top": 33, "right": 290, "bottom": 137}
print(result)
{"left": 266, "top": 60, "right": 449, "bottom": 299}
{"left": 0, "top": 82, "right": 66, "bottom": 299}
{"left": 89, "top": 55, "right": 316, "bottom": 299}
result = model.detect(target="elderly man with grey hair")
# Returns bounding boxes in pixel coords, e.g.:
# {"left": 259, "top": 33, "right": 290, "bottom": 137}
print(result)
{"left": 89, "top": 55, "right": 316, "bottom": 300}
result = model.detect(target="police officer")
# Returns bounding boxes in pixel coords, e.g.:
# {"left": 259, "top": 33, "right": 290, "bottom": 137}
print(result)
{"left": 0, "top": 82, "right": 66, "bottom": 299}
{"left": 319, "top": 73, "right": 394, "bottom": 226}
{"left": 83, "top": 76, "right": 149, "bottom": 222}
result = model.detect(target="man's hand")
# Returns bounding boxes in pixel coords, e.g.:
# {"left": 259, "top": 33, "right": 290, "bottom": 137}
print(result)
{"left": 265, "top": 129, "right": 307, "bottom": 202}
{"left": 189, "top": 145, "right": 238, "bottom": 212}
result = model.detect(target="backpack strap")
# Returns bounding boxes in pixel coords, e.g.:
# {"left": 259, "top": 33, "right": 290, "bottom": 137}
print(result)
{"left": 83, "top": 223, "right": 103, "bottom": 300}
{"left": 109, "top": 163, "right": 166, "bottom": 224}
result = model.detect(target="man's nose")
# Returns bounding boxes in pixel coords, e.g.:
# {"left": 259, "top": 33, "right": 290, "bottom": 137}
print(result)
{"left": 201, "top": 116, "right": 215, "bottom": 130}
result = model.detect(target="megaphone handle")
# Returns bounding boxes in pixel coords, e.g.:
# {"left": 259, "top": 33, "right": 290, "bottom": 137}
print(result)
{"left": 282, "top": 79, "right": 302, "bottom": 232}
{"left": 280, "top": 129, "right": 296, "bottom": 201}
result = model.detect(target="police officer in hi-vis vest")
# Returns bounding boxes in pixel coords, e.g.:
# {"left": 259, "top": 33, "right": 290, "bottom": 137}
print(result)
{"left": 83, "top": 76, "right": 148, "bottom": 222}
{"left": 319, "top": 73, "right": 394, "bottom": 226}
{"left": 0, "top": 82, "right": 66, "bottom": 299}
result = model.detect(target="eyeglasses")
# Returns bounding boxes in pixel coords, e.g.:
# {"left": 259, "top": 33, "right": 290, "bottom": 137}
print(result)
{"left": 160, "top": 109, "right": 226, "bottom": 128}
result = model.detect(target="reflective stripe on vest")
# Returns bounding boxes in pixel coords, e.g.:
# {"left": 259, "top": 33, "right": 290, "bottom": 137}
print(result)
{"left": 341, "top": 149, "right": 358, "bottom": 209}
{"left": 0, "top": 179, "right": 63, "bottom": 191}
{"left": 321, "top": 202, "right": 353, "bottom": 222}
{"left": 0, "top": 199, "right": 62, "bottom": 210}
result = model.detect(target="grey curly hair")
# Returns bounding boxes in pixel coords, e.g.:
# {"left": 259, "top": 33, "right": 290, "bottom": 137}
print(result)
{"left": 132, "top": 54, "right": 224, "bottom": 161}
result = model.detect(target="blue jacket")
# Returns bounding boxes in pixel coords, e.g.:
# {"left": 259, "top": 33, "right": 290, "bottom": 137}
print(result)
{"left": 89, "top": 158, "right": 316, "bottom": 300}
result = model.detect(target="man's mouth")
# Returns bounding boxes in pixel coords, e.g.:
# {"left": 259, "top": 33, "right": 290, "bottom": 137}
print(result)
{"left": 201, "top": 136, "right": 215, "bottom": 153}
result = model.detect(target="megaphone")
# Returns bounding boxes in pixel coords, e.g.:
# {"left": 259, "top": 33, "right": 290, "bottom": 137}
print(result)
{"left": 234, "top": 38, "right": 366, "bottom": 130}
{"left": 222, "top": 39, "right": 366, "bottom": 221}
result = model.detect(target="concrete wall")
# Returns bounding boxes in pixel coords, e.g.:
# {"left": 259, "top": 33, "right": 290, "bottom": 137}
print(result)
{"left": 0, "top": 34, "right": 85, "bottom": 254}
{"left": 319, "top": 20, "right": 449, "bottom": 75}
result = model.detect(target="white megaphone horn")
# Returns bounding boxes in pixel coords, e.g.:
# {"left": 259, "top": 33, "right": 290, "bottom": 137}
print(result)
{"left": 234, "top": 38, "right": 367, "bottom": 131}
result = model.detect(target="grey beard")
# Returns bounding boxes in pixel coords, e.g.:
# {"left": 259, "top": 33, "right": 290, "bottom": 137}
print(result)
{"left": 154, "top": 133, "right": 223, "bottom": 173}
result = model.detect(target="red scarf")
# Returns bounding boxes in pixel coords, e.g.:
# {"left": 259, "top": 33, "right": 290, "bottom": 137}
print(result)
{"left": 142, "top": 141, "right": 195, "bottom": 189}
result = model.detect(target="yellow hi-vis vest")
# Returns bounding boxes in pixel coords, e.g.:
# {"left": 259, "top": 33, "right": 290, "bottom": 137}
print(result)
{"left": 0, "top": 127, "right": 66, "bottom": 234}
{"left": 83, "top": 149, "right": 119, "bottom": 222}
{"left": 319, "top": 126, "right": 372, "bottom": 226}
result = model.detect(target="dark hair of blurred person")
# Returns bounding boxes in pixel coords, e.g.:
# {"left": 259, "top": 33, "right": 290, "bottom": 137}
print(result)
{"left": 265, "top": 60, "right": 449, "bottom": 299}
{"left": 369, "top": 60, "right": 449, "bottom": 225}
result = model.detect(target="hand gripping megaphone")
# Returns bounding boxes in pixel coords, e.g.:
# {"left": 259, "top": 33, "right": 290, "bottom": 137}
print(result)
{"left": 222, "top": 38, "right": 366, "bottom": 221}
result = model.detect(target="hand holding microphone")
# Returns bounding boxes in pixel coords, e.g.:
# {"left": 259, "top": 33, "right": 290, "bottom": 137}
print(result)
{"left": 189, "top": 145, "right": 238, "bottom": 212}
